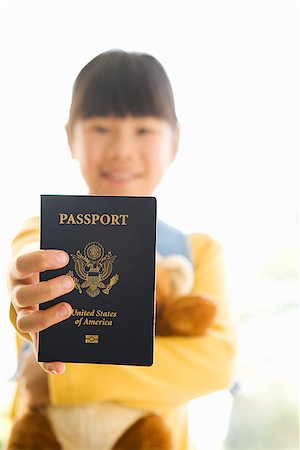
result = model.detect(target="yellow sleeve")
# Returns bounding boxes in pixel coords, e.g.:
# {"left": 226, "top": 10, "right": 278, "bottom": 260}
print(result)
{"left": 49, "top": 233, "right": 237, "bottom": 411}
{"left": 9, "top": 216, "right": 40, "bottom": 344}
{"left": 8, "top": 217, "right": 40, "bottom": 419}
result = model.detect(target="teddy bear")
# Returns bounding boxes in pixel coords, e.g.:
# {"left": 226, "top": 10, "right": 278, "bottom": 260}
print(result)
{"left": 7, "top": 254, "right": 217, "bottom": 450}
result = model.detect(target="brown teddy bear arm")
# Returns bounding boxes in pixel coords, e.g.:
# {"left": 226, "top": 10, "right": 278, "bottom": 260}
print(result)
{"left": 156, "top": 294, "right": 217, "bottom": 337}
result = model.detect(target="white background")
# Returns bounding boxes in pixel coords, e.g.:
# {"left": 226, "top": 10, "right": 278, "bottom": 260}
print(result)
{"left": 0, "top": 1, "right": 298, "bottom": 448}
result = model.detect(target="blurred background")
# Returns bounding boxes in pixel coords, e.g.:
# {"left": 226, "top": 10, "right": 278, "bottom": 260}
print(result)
{"left": 0, "top": 1, "right": 298, "bottom": 449}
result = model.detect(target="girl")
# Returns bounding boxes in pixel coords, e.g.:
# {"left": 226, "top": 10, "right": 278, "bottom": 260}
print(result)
{"left": 7, "top": 49, "right": 236, "bottom": 449}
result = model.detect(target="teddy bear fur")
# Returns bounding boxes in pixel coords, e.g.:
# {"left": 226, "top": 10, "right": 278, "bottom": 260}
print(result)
{"left": 7, "top": 255, "right": 216, "bottom": 450}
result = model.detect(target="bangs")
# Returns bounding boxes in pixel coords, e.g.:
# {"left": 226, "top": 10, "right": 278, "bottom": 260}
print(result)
{"left": 69, "top": 51, "right": 177, "bottom": 127}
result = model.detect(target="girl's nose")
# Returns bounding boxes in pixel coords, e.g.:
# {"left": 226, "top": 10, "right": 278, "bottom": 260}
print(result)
{"left": 106, "top": 135, "right": 134, "bottom": 160}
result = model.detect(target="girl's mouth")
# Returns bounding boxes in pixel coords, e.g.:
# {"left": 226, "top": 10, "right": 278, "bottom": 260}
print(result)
{"left": 101, "top": 171, "right": 138, "bottom": 183}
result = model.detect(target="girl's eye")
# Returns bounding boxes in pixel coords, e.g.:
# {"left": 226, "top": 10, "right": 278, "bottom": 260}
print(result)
{"left": 93, "top": 126, "right": 109, "bottom": 133}
{"left": 137, "top": 128, "right": 151, "bottom": 135}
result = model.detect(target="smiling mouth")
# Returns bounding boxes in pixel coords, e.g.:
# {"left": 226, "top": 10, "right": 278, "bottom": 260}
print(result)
{"left": 101, "top": 172, "right": 138, "bottom": 182}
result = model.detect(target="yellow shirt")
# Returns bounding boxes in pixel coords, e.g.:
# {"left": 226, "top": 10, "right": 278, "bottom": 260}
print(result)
{"left": 9, "top": 216, "right": 237, "bottom": 450}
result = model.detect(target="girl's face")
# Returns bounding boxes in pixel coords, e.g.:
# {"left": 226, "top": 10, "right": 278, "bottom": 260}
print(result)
{"left": 67, "top": 116, "right": 179, "bottom": 196}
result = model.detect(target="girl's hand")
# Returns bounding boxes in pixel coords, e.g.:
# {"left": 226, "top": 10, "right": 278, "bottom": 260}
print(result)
{"left": 19, "top": 351, "right": 50, "bottom": 407}
{"left": 9, "top": 249, "right": 74, "bottom": 374}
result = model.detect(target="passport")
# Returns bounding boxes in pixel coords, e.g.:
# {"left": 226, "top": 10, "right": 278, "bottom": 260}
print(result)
{"left": 38, "top": 195, "right": 157, "bottom": 366}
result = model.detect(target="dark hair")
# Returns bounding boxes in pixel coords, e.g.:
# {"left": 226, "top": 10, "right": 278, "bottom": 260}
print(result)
{"left": 67, "top": 49, "right": 178, "bottom": 129}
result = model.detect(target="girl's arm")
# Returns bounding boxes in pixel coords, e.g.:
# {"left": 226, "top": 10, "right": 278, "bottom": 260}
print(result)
{"left": 10, "top": 219, "right": 236, "bottom": 410}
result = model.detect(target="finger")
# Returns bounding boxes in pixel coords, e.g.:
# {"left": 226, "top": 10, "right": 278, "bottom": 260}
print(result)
{"left": 12, "top": 275, "right": 74, "bottom": 308}
{"left": 11, "top": 250, "right": 70, "bottom": 280}
{"left": 30, "top": 334, "right": 66, "bottom": 375}
{"left": 16, "top": 302, "right": 73, "bottom": 333}
{"left": 39, "top": 361, "right": 66, "bottom": 375}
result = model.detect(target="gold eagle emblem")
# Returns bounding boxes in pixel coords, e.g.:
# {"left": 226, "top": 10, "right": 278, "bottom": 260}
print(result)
{"left": 67, "top": 242, "right": 119, "bottom": 298}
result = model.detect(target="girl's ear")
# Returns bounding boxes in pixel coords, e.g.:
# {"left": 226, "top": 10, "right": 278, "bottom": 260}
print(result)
{"left": 170, "top": 125, "right": 180, "bottom": 163}
{"left": 65, "top": 123, "right": 77, "bottom": 159}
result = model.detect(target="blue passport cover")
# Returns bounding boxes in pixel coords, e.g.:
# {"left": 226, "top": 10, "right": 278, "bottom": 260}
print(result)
{"left": 38, "top": 195, "right": 157, "bottom": 366}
